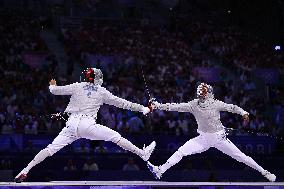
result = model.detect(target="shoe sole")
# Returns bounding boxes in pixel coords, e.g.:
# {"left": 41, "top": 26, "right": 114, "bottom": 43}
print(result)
{"left": 14, "top": 174, "right": 27, "bottom": 183}
{"left": 269, "top": 175, "right": 276, "bottom": 182}
{"left": 147, "top": 162, "right": 160, "bottom": 180}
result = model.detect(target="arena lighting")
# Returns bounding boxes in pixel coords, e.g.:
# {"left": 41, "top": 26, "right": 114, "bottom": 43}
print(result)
{"left": 274, "top": 45, "right": 281, "bottom": 50}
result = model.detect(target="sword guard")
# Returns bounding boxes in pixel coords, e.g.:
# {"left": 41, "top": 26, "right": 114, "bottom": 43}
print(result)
{"left": 148, "top": 98, "right": 156, "bottom": 112}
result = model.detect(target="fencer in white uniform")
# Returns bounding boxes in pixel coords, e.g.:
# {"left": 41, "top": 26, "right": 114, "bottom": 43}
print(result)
{"left": 147, "top": 83, "right": 276, "bottom": 182}
{"left": 15, "top": 68, "right": 156, "bottom": 182}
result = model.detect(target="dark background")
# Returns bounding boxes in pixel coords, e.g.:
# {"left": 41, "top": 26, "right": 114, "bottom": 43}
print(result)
{"left": 0, "top": 0, "right": 283, "bottom": 182}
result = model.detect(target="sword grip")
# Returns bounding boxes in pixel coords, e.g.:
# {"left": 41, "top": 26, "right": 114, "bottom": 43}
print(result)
{"left": 148, "top": 98, "right": 156, "bottom": 112}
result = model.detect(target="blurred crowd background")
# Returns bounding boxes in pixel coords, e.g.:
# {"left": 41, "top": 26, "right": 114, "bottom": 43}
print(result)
{"left": 0, "top": 0, "right": 284, "bottom": 182}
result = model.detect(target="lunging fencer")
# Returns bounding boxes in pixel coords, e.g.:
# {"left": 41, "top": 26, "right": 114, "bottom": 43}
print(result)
{"left": 147, "top": 83, "right": 276, "bottom": 182}
{"left": 15, "top": 68, "right": 156, "bottom": 182}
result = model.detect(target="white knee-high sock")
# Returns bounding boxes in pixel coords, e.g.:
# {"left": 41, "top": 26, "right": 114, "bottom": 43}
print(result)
{"left": 159, "top": 150, "right": 184, "bottom": 174}
{"left": 116, "top": 137, "right": 144, "bottom": 157}
{"left": 24, "top": 148, "right": 51, "bottom": 173}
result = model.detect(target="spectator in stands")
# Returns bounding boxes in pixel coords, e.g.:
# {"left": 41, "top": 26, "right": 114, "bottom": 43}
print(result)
{"left": 127, "top": 115, "right": 145, "bottom": 134}
{"left": 24, "top": 122, "right": 38, "bottom": 135}
{"left": 64, "top": 159, "right": 77, "bottom": 171}
{"left": 82, "top": 158, "right": 99, "bottom": 171}
{"left": 1, "top": 120, "right": 13, "bottom": 134}
{"left": 94, "top": 142, "right": 108, "bottom": 154}
{"left": 122, "top": 158, "right": 140, "bottom": 171}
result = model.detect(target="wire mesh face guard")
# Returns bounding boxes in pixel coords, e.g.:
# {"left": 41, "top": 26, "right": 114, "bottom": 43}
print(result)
{"left": 81, "top": 68, "right": 103, "bottom": 85}
{"left": 197, "top": 83, "right": 213, "bottom": 100}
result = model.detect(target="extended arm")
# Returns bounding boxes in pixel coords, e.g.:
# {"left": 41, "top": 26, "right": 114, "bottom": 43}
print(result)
{"left": 49, "top": 79, "right": 77, "bottom": 95}
{"left": 153, "top": 101, "right": 194, "bottom": 113}
{"left": 103, "top": 89, "right": 150, "bottom": 115}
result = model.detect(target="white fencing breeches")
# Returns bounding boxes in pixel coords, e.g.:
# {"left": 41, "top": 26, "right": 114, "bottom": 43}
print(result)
{"left": 45, "top": 115, "right": 142, "bottom": 155}
{"left": 159, "top": 130, "right": 265, "bottom": 174}
{"left": 23, "top": 115, "right": 143, "bottom": 173}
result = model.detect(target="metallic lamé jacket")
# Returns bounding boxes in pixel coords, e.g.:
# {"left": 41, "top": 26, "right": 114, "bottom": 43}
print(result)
{"left": 49, "top": 82, "right": 145, "bottom": 117}
{"left": 155, "top": 99, "right": 248, "bottom": 133}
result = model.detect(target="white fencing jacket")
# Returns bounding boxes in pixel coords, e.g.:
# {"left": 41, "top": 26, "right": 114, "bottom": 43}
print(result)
{"left": 155, "top": 99, "right": 248, "bottom": 133}
{"left": 49, "top": 82, "right": 148, "bottom": 117}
